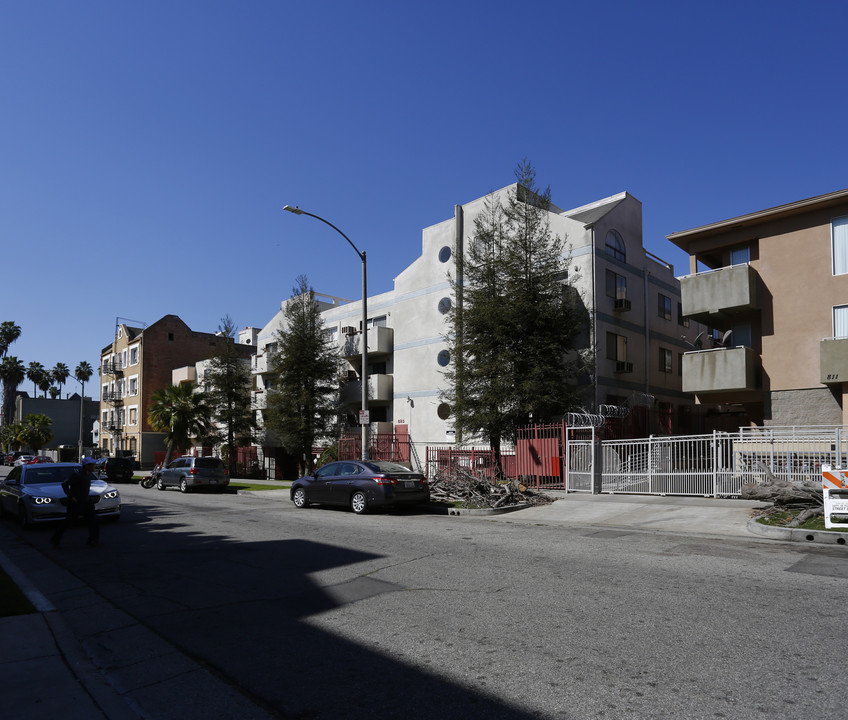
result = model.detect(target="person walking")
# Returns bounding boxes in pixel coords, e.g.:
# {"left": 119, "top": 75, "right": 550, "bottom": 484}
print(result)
{"left": 51, "top": 457, "right": 100, "bottom": 548}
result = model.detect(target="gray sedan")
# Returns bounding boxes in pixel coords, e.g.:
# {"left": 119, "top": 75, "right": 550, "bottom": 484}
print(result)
{"left": 0, "top": 462, "right": 121, "bottom": 527}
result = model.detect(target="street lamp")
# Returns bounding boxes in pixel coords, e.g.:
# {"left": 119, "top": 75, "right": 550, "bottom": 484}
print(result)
{"left": 283, "top": 205, "right": 369, "bottom": 461}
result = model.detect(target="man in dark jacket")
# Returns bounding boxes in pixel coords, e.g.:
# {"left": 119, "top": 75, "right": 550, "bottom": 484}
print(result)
{"left": 50, "top": 457, "right": 100, "bottom": 548}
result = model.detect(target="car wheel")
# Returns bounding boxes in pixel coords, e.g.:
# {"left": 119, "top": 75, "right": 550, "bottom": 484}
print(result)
{"left": 350, "top": 490, "right": 368, "bottom": 514}
{"left": 157, "top": 476, "right": 166, "bottom": 491}
{"left": 292, "top": 487, "right": 309, "bottom": 508}
{"left": 17, "top": 502, "right": 31, "bottom": 529}
{"left": 179, "top": 478, "right": 190, "bottom": 493}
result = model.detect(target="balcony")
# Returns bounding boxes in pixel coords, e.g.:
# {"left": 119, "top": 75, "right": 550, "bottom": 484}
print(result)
{"left": 253, "top": 354, "right": 269, "bottom": 374}
{"left": 679, "top": 264, "right": 759, "bottom": 324}
{"left": 340, "top": 326, "right": 394, "bottom": 359}
{"left": 341, "top": 373, "right": 393, "bottom": 405}
{"left": 103, "top": 391, "right": 123, "bottom": 404}
{"left": 820, "top": 337, "right": 848, "bottom": 384}
{"left": 102, "top": 360, "right": 123, "bottom": 375}
{"left": 682, "top": 346, "right": 760, "bottom": 395}
{"left": 171, "top": 366, "right": 197, "bottom": 385}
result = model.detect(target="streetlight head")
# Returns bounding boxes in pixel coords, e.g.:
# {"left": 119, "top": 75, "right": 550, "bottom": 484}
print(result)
{"left": 283, "top": 205, "right": 304, "bottom": 215}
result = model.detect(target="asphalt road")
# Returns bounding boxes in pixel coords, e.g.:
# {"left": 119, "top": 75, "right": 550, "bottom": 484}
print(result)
{"left": 4, "top": 474, "right": 848, "bottom": 719}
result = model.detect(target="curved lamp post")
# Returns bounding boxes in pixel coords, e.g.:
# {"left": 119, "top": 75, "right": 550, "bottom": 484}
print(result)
{"left": 283, "top": 205, "right": 369, "bottom": 461}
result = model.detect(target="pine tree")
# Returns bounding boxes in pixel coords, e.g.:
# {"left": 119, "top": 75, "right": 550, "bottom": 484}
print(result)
{"left": 203, "top": 315, "right": 256, "bottom": 475}
{"left": 445, "top": 160, "right": 586, "bottom": 473}
{"left": 266, "top": 276, "right": 341, "bottom": 475}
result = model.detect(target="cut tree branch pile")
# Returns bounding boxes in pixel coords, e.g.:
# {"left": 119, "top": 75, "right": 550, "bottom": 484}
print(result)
{"left": 741, "top": 461, "right": 824, "bottom": 526}
{"left": 429, "top": 465, "right": 555, "bottom": 509}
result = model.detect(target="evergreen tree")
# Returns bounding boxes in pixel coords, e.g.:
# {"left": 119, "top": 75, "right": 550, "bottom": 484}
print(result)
{"left": 266, "top": 275, "right": 340, "bottom": 476}
{"left": 203, "top": 315, "right": 256, "bottom": 475}
{"left": 445, "top": 160, "right": 586, "bottom": 473}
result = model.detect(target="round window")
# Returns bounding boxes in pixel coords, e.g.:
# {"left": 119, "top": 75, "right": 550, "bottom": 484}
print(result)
{"left": 437, "top": 350, "right": 450, "bottom": 367}
{"left": 438, "top": 297, "right": 452, "bottom": 314}
{"left": 439, "top": 246, "right": 452, "bottom": 263}
{"left": 437, "top": 403, "right": 452, "bottom": 420}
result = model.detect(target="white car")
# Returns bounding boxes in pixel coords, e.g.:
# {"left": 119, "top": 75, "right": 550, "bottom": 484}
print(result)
{"left": 13, "top": 455, "right": 35, "bottom": 467}
{"left": 0, "top": 462, "right": 121, "bottom": 527}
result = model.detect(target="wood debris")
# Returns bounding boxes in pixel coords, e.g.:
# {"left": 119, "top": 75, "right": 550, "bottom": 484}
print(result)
{"left": 428, "top": 464, "right": 555, "bottom": 509}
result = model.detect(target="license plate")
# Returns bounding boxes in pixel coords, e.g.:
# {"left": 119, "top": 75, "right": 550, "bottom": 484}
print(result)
{"left": 404, "top": 481, "right": 416, "bottom": 489}
{"left": 210, "top": 479, "right": 217, "bottom": 484}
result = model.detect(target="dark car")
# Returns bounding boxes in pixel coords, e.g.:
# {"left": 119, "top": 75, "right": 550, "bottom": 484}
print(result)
{"left": 290, "top": 460, "right": 429, "bottom": 514}
{"left": 94, "top": 457, "right": 135, "bottom": 483}
{"left": 157, "top": 456, "right": 229, "bottom": 493}
{"left": 0, "top": 462, "right": 121, "bottom": 527}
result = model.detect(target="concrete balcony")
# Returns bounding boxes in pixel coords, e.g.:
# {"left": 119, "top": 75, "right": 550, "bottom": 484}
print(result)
{"left": 340, "top": 326, "right": 393, "bottom": 359}
{"left": 253, "top": 354, "right": 269, "bottom": 374}
{"left": 682, "top": 346, "right": 760, "bottom": 394}
{"left": 171, "top": 366, "right": 197, "bottom": 385}
{"left": 821, "top": 337, "right": 848, "bottom": 384}
{"left": 341, "top": 373, "right": 393, "bottom": 406}
{"left": 679, "top": 264, "right": 759, "bottom": 324}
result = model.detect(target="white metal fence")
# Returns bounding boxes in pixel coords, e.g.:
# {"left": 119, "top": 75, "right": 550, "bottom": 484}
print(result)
{"left": 593, "top": 426, "right": 848, "bottom": 497}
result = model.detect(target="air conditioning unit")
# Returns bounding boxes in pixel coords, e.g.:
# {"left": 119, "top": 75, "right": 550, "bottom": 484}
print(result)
{"left": 342, "top": 326, "right": 357, "bottom": 335}
{"left": 614, "top": 298, "right": 631, "bottom": 311}
{"left": 615, "top": 361, "right": 633, "bottom": 374}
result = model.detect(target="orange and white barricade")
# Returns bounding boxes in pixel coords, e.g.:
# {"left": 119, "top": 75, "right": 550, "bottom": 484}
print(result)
{"left": 822, "top": 466, "right": 848, "bottom": 529}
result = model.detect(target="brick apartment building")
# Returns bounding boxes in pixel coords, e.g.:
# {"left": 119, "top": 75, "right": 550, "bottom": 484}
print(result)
{"left": 99, "top": 315, "right": 255, "bottom": 467}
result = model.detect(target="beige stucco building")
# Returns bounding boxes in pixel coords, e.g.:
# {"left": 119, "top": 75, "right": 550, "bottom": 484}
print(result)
{"left": 668, "top": 187, "right": 848, "bottom": 427}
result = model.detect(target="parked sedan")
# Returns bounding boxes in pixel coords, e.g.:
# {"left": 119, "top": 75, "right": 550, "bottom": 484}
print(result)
{"left": 13, "top": 455, "right": 35, "bottom": 467}
{"left": 0, "top": 462, "right": 121, "bottom": 527}
{"left": 156, "top": 456, "right": 229, "bottom": 493}
{"left": 290, "top": 460, "right": 430, "bottom": 514}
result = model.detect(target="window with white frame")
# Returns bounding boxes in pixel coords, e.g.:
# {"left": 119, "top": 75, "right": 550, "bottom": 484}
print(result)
{"left": 833, "top": 216, "right": 848, "bottom": 275}
{"left": 128, "top": 376, "right": 138, "bottom": 396}
{"left": 129, "top": 407, "right": 138, "bottom": 425}
{"left": 129, "top": 345, "right": 139, "bottom": 366}
{"left": 834, "top": 305, "right": 848, "bottom": 338}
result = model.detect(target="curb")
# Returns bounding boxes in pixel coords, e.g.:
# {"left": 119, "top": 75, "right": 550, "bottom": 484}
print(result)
{"left": 447, "top": 503, "right": 531, "bottom": 516}
{"left": 746, "top": 518, "right": 848, "bottom": 545}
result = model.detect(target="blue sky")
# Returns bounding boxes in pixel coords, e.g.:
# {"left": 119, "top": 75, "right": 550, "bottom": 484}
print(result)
{"left": 2, "top": 1, "right": 846, "bottom": 397}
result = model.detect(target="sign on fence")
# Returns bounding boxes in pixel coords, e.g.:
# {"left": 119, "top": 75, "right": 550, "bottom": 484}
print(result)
{"left": 822, "top": 466, "right": 848, "bottom": 529}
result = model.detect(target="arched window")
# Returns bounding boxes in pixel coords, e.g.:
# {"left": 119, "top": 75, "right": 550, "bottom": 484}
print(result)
{"left": 605, "top": 229, "right": 626, "bottom": 262}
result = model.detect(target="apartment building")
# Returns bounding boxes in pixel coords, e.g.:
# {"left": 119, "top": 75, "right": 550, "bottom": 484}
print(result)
{"left": 258, "top": 185, "right": 700, "bottom": 448}
{"left": 668, "top": 187, "right": 848, "bottom": 427}
{"left": 99, "top": 315, "right": 255, "bottom": 466}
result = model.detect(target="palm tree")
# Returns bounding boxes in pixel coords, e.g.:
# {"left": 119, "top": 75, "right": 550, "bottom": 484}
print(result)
{"left": 0, "top": 421, "right": 23, "bottom": 452}
{"left": 148, "top": 383, "right": 213, "bottom": 466}
{"left": 74, "top": 361, "right": 93, "bottom": 395}
{"left": 52, "top": 363, "right": 70, "bottom": 397}
{"left": 74, "top": 361, "right": 94, "bottom": 461}
{"left": 27, "top": 362, "right": 47, "bottom": 397}
{"left": 0, "top": 356, "right": 25, "bottom": 427}
{"left": 0, "top": 321, "right": 21, "bottom": 359}
{"left": 20, "top": 413, "right": 53, "bottom": 456}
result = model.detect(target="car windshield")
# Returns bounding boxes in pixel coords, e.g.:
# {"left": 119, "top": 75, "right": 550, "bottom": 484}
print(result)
{"left": 195, "top": 458, "right": 224, "bottom": 470}
{"left": 365, "top": 461, "right": 416, "bottom": 474}
{"left": 24, "top": 466, "right": 80, "bottom": 485}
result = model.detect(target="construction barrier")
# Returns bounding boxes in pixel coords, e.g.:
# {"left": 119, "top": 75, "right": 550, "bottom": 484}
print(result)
{"left": 822, "top": 466, "right": 848, "bottom": 529}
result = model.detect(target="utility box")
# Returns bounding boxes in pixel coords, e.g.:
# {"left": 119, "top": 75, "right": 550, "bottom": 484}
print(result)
{"left": 821, "top": 466, "right": 848, "bottom": 529}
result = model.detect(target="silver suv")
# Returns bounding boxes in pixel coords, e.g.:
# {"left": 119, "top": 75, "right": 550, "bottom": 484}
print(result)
{"left": 156, "top": 456, "right": 229, "bottom": 493}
